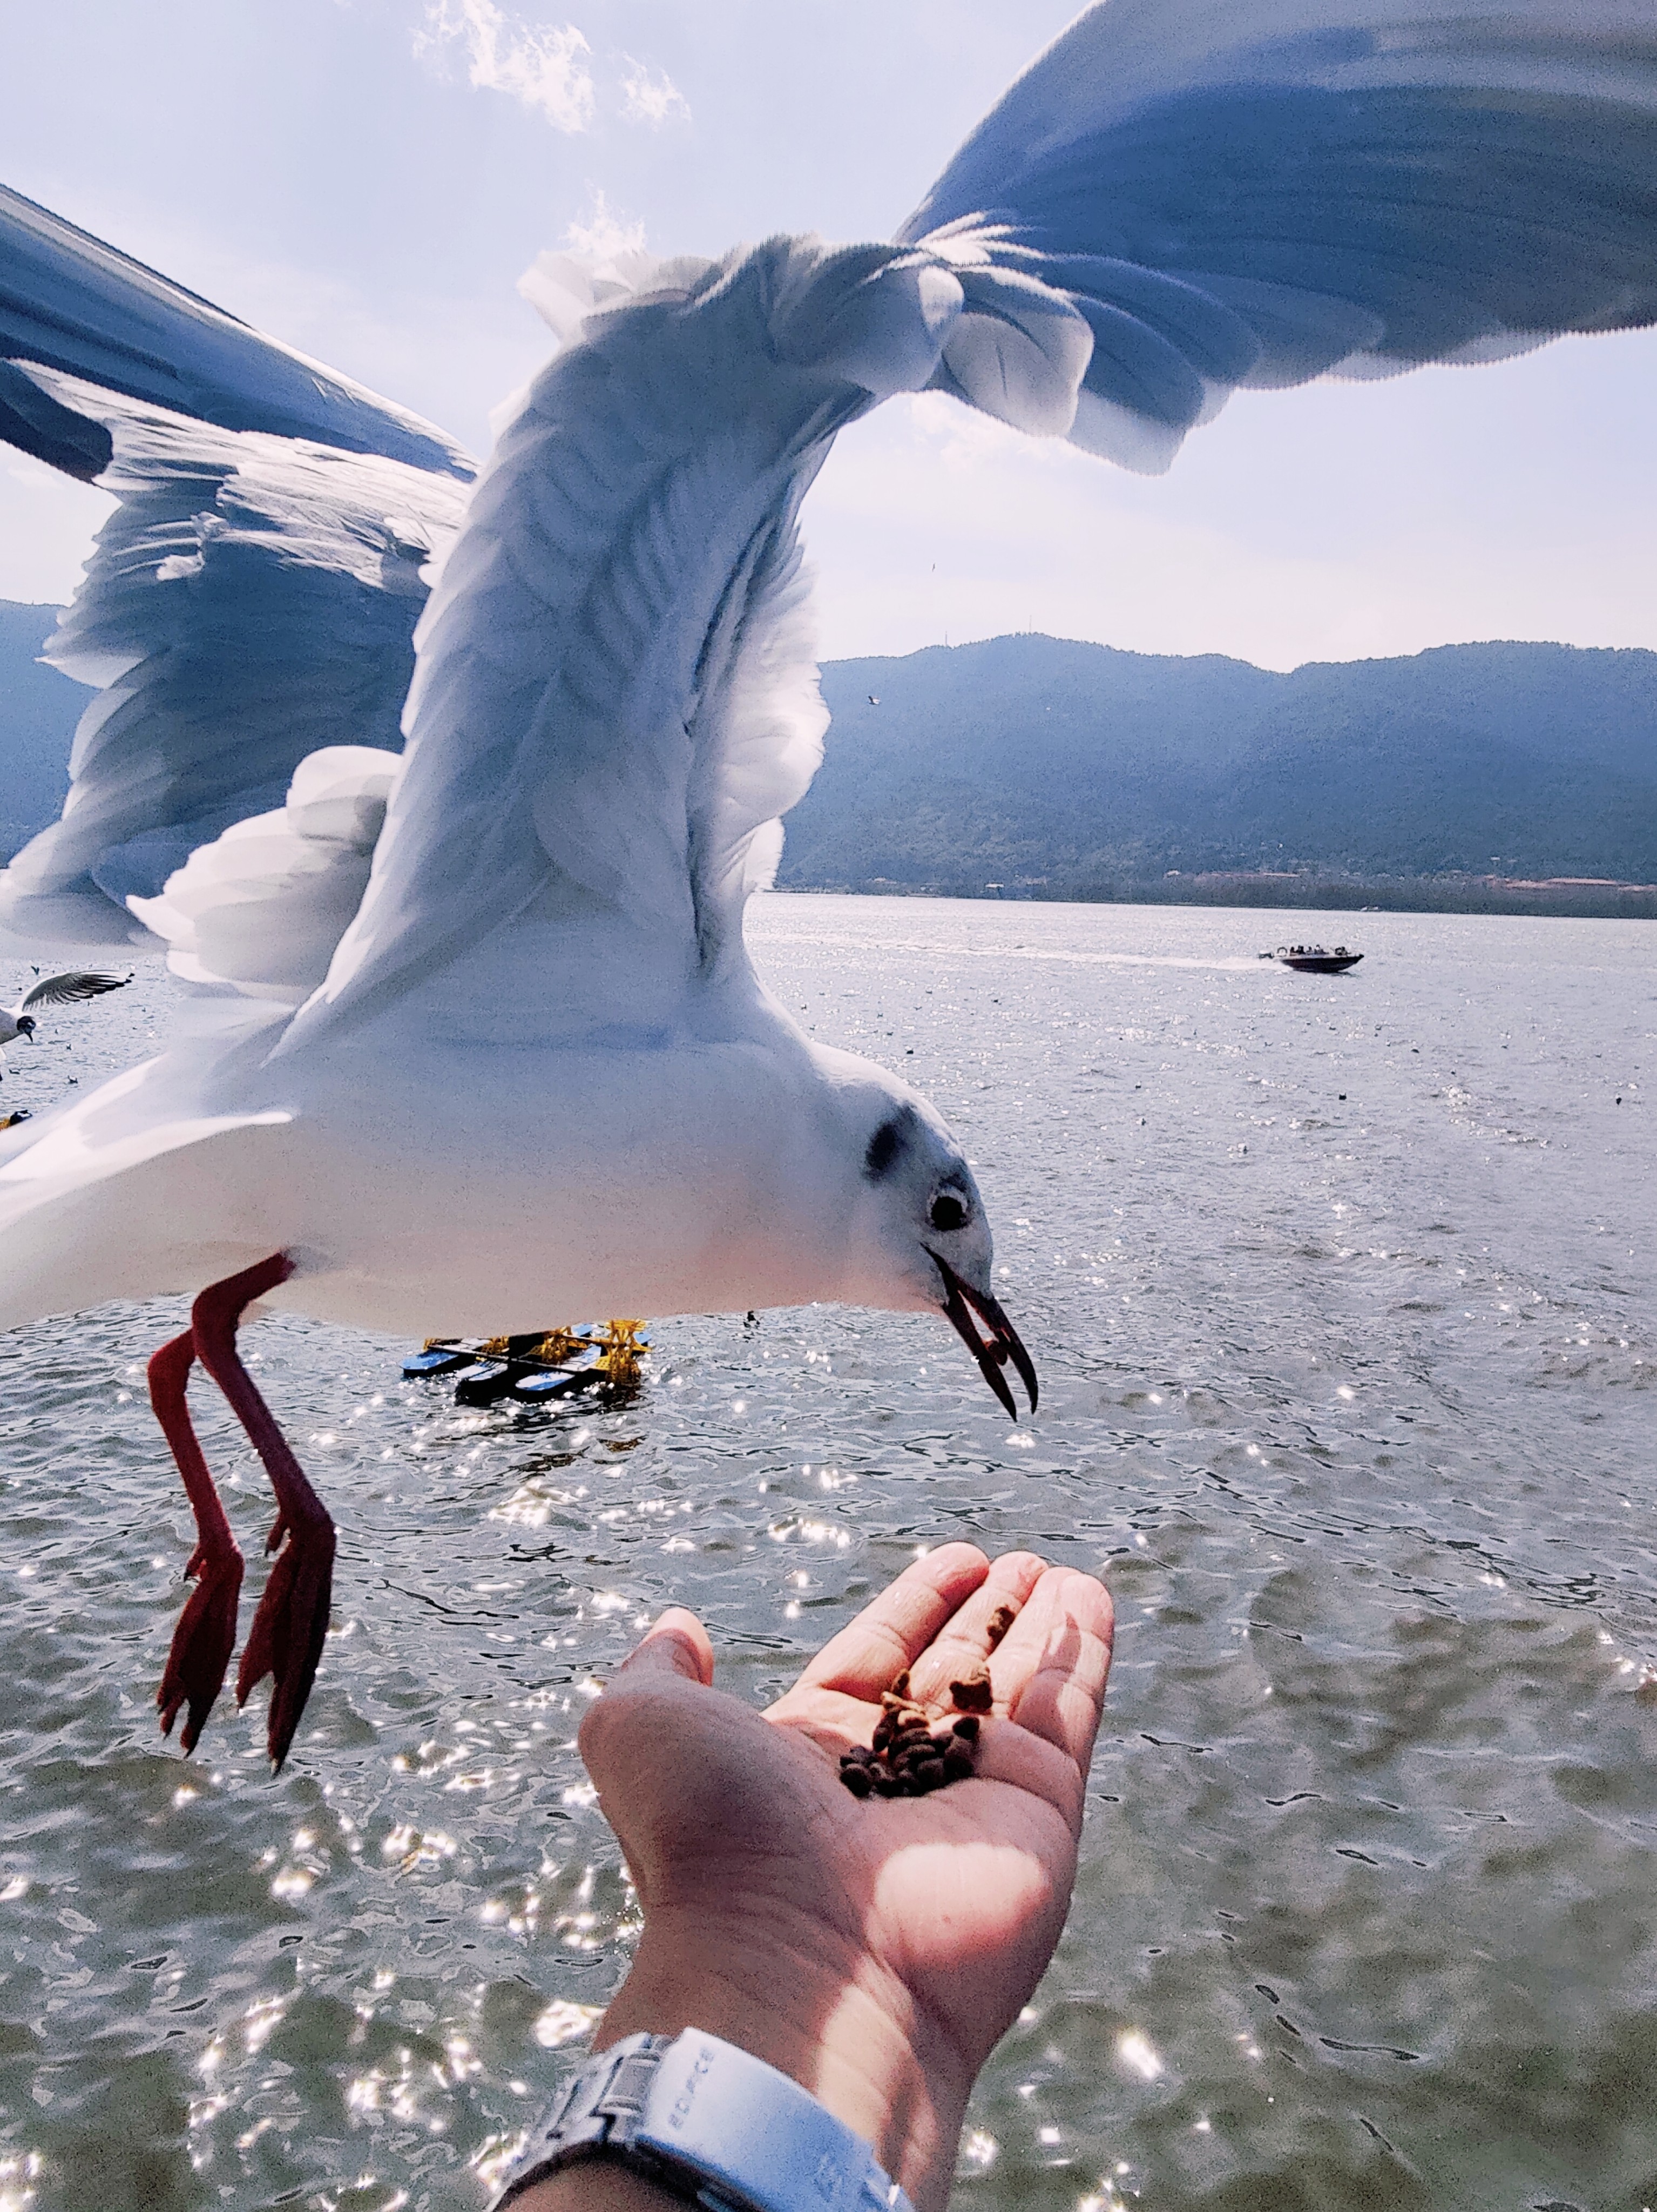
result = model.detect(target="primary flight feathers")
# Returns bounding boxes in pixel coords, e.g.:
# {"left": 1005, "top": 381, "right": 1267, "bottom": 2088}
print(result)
{"left": 901, "top": 0, "right": 1657, "bottom": 467}
{"left": 0, "top": 181, "right": 474, "bottom": 483}
{"left": 0, "top": 367, "right": 468, "bottom": 950}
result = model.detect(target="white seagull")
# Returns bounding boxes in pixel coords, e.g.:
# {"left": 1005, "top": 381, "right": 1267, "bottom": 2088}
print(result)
{"left": 0, "top": 968, "right": 131, "bottom": 1065}
{"left": 1, "top": 0, "right": 1653, "bottom": 1765}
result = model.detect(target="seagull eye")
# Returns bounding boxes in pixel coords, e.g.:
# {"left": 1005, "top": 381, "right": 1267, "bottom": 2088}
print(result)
{"left": 929, "top": 1190, "right": 969, "bottom": 1234}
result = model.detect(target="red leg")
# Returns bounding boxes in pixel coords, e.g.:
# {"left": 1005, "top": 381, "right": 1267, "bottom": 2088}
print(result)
{"left": 190, "top": 1253, "right": 335, "bottom": 1769}
{"left": 150, "top": 1327, "right": 244, "bottom": 1754}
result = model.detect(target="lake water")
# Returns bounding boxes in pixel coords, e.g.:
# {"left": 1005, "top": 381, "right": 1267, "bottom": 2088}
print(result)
{"left": 1, "top": 894, "right": 1653, "bottom": 2212}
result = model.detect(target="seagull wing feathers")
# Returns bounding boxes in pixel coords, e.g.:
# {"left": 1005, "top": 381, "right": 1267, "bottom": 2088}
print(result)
{"left": 0, "top": 369, "right": 471, "bottom": 949}
{"left": 0, "top": 180, "right": 471, "bottom": 481}
{"left": 16, "top": 969, "right": 131, "bottom": 1012}
{"left": 4, "top": 0, "right": 1657, "bottom": 1023}
{"left": 898, "top": 0, "right": 1657, "bottom": 470}
{"left": 290, "top": 241, "right": 959, "bottom": 1039}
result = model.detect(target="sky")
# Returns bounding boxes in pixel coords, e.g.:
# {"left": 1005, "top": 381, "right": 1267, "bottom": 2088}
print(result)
{"left": 3, "top": 0, "right": 1656, "bottom": 673}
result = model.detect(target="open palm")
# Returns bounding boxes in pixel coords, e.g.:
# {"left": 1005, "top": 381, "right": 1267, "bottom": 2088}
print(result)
{"left": 577, "top": 1544, "right": 1113, "bottom": 2210}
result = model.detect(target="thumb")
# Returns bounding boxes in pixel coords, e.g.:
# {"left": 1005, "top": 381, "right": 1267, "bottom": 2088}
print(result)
{"left": 579, "top": 1608, "right": 717, "bottom": 1840}
{"left": 612, "top": 1607, "right": 715, "bottom": 1688}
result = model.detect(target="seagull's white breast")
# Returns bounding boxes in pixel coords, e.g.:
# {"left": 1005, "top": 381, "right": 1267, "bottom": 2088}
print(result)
{"left": 262, "top": 1003, "right": 863, "bottom": 1336}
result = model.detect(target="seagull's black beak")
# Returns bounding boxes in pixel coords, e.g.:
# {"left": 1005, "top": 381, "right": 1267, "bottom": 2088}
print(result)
{"left": 930, "top": 1251, "right": 1038, "bottom": 1420}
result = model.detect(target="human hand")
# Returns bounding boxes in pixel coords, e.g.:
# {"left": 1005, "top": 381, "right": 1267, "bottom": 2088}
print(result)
{"left": 537, "top": 1544, "right": 1112, "bottom": 2212}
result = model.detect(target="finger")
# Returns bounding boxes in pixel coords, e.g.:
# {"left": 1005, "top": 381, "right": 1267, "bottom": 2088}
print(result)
{"left": 996, "top": 1568, "right": 1114, "bottom": 1772}
{"left": 793, "top": 1543, "right": 989, "bottom": 1702}
{"left": 907, "top": 1550, "right": 1047, "bottom": 1709}
{"left": 612, "top": 1607, "right": 715, "bottom": 1688}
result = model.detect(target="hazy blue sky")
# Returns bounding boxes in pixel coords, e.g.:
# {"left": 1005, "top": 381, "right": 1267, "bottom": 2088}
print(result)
{"left": 4, "top": 0, "right": 1655, "bottom": 670}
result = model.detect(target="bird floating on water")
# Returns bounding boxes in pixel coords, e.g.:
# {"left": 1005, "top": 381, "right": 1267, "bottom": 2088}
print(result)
{"left": 1, "top": 0, "right": 1654, "bottom": 1765}
{"left": 0, "top": 969, "right": 130, "bottom": 1071}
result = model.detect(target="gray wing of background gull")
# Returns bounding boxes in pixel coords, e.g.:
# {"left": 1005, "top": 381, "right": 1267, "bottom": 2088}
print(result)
{"left": 2, "top": 0, "right": 1656, "bottom": 984}
{"left": 16, "top": 969, "right": 131, "bottom": 1013}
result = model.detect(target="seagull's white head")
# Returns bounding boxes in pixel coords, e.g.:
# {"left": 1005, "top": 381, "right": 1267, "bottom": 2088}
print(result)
{"left": 828, "top": 1069, "right": 1037, "bottom": 1420}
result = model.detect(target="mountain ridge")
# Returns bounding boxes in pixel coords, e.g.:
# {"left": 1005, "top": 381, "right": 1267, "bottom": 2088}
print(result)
{"left": 2, "top": 604, "right": 1653, "bottom": 916}
{"left": 792, "top": 632, "right": 1657, "bottom": 907}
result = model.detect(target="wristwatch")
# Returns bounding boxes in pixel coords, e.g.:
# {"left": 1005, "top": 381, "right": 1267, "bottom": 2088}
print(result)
{"left": 486, "top": 2027, "right": 916, "bottom": 2212}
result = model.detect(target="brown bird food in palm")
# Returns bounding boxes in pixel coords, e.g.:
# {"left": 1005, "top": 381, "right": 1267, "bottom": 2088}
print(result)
{"left": 985, "top": 1603, "right": 1017, "bottom": 1649}
{"left": 950, "top": 1664, "right": 994, "bottom": 1714}
{"left": 840, "top": 1660, "right": 984, "bottom": 1798}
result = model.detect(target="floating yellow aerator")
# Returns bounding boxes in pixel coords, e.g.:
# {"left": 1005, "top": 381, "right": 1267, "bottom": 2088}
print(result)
{"left": 592, "top": 1319, "right": 648, "bottom": 1385}
{"left": 407, "top": 1322, "right": 650, "bottom": 1401}
{"left": 476, "top": 1321, "right": 649, "bottom": 1379}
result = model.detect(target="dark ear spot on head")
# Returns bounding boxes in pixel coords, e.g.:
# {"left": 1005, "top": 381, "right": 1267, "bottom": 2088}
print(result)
{"left": 864, "top": 1109, "right": 914, "bottom": 1181}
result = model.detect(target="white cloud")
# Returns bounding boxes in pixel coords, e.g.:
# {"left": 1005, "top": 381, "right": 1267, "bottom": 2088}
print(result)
{"left": 562, "top": 188, "right": 645, "bottom": 260}
{"left": 415, "top": 1, "right": 594, "bottom": 132}
{"left": 618, "top": 56, "right": 689, "bottom": 128}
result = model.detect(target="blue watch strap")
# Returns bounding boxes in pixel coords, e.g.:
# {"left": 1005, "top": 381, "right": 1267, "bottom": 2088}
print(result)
{"left": 488, "top": 2028, "right": 915, "bottom": 2212}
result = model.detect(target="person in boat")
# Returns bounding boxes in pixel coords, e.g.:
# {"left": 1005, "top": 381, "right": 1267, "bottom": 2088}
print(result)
{"left": 491, "top": 1543, "right": 1112, "bottom": 2212}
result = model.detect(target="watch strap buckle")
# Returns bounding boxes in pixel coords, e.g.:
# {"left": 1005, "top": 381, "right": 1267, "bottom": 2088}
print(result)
{"left": 491, "top": 2033, "right": 669, "bottom": 2203}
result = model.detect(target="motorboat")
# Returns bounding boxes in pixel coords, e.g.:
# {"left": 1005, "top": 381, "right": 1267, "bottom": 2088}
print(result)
{"left": 1266, "top": 943, "right": 1364, "bottom": 974}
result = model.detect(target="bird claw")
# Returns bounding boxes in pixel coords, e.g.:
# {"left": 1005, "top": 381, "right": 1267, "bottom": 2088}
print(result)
{"left": 158, "top": 1545, "right": 245, "bottom": 1755}
{"left": 236, "top": 1512, "right": 336, "bottom": 1768}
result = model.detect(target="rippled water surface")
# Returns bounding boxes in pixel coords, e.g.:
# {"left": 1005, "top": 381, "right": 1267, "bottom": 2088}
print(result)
{"left": 2, "top": 896, "right": 1654, "bottom": 2212}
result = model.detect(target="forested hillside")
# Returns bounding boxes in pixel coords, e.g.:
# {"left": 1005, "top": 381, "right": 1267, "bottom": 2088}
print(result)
{"left": 790, "top": 636, "right": 1657, "bottom": 902}
{"left": 4, "top": 603, "right": 1653, "bottom": 912}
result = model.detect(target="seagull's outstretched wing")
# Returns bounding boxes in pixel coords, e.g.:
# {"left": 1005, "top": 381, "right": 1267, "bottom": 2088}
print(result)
{"left": 0, "top": 367, "right": 471, "bottom": 948}
{"left": 896, "top": 0, "right": 1657, "bottom": 470}
{"left": 288, "top": 242, "right": 962, "bottom": 1039}
{"left": 0, "top": 181, "right": 472, "bottom": 482}
{"left": 17, "top": 969, "right": 131, "bottom": 1011}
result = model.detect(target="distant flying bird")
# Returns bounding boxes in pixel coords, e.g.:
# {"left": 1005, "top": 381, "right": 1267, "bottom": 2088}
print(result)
{"left": 0, "top": 970, "right": 130, "bottom": 1061}
{"left": 1, "top": 0, "right": 1654, "bottom": 1765}
{"left": 868, "top": 694, "right": 880, "bottom": 706}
